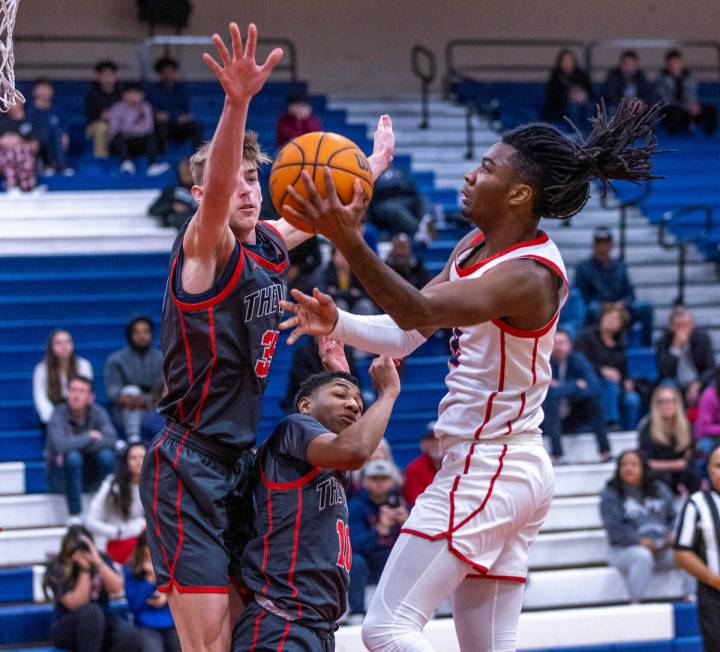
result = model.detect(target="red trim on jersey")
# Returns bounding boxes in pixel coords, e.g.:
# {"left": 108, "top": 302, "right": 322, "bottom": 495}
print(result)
{"left": 473, "top": 394, "right": 496, "bottom": 439}
{"left": 260, "top": 465, "right": 322, "bottom": 491}
{"left": 171, "top": 429, "right": 189, "bottom": 470}
{"left": 276, "top": 618, "right": 292, "bottom": 651}
{"left": 193, "top": 307, "right": 217, "bottom": 425}
{"left": 400, "top": 528, "right": 447, "bottom": 541}
{"left": 259, "top": 490, "right": 274, "bottom": 597}
{"left": 451, "top": 444, "right": 507, "bottom": 532}
{"left": 249, "top": 608, "right": 267, "bottom": 652}
{"left": 259, "top": 219, "right": 288, "bottom": 245}
{"left": 169, "top": 247, "right": 245, "bottom": 312}
{"left": 152, "top": 431, "right": 169, "bottom": 538}
{"left": 498, "top": 331, "right": 506, "bottom": 391}
{"left": 454, "top": 231, "right": 549, "bottom": 278}
{"left": 288, "top": 487, "right": 303, "bottom": 619}
{"left": 531, "top": 337, "right": 539, "bottom": 386}
{"left": 447, "top": 545, "right": 490, "bottom": 574}
{"left": 244, "top": 247, "right": 288, "bottom": 273}
{"left": 169, "top": 480, "right": 184, "bottom": 578}
{"left": 177, "top": 311, "right": 194, "bottom": 385}
{"left": 156, "top": 581, "right": 231, "bottom": 594}
{"left": 507, "top": 392, "right": 527, "bottom": 435}
{"left": 467, "top": 573, "right": 527, "bottom": 584}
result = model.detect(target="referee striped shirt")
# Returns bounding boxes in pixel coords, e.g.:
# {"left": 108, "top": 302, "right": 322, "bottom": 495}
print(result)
{"left": 674, "top": 489, "right": 720, "bottom": 574}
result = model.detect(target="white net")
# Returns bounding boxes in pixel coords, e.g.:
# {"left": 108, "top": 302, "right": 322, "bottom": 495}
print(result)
{"left": 0, "top": 0, "right": 23, "bottom": 112}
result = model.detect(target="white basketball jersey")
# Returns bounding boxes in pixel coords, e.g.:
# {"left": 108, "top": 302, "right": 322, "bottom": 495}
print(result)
{"left": 435, "top": 230, "right": 568, "bottom": 448}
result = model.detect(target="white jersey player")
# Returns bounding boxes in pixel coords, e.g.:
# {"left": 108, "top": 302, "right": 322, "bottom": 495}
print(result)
{"left": 280, "top": 100, "right": 663, "bottom": 651}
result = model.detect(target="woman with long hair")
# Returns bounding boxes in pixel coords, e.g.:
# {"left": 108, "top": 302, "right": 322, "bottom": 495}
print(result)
{"left": 542, "top": 48, "right": 593, "bottom": 124}
{"left": 600, "top": 450, "right": 693, "bottom": 602}
{"left": 695, "top": 368, "right": 720, "bottom": 457}
{"left": 575, "top": 302, "right": 642, "bottom": 430}
{"left": 44, "top": 525, "right": 138, "bottom": 652}
{"left": 124, "top": 533, "right": 179, "bottom": 652}
{"left": 33, "top": 329, "right": 93, "bottom": 425}
{"left": 86, "top": 443, "right": 147, "bottom": 564}
{"left": 639, "top": 384, "right": 700, "bottom": 493}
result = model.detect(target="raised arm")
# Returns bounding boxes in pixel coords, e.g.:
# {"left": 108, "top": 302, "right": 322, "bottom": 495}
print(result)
{"left": 184, "top": 23, "right": 282, "bottom": 262}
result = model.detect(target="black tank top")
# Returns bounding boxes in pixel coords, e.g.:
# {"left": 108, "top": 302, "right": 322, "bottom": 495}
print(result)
{"left": 241, "top": 414, "right": 350, "bottom": 631}
{"left": 158, "top": 220, "right": 288, "bottom": 449}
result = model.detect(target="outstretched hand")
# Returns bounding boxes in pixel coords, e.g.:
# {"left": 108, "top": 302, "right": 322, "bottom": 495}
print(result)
{"left": 368, "top": 114, "right": 395, "bottom": 181}
{"left": 283, "top": 168, "right": 370, "bottom": 243}
{"left": 203, "top": 22, "right": 283, "bottom": 105}
{"left": 280, "top": 288, "right": 339, "bottom": 345}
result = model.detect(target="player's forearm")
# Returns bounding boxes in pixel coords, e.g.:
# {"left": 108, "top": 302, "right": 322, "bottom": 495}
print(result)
{"left": 334, "top": 393, "right": 398, "bottom": 469}
{"left": 331, "top": 311, "right": 427, "bottom": 357}
{"left": 335, "top": 234, "right": 433, "bottom": 330}
{"left": 674, "top": 549, "right": 720, "bottom": 589}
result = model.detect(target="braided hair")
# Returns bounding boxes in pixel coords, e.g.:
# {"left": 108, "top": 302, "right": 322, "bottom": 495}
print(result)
{"left": 502, "top": 99, "right": 665, "bottom": 220}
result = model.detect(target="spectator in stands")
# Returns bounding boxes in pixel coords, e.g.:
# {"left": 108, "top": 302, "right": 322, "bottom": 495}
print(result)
{"left": 601, "top": 450, "right": 693, "bottom": 603}
{"left": 542, "top": 49, "right": 593, "bottom": 125}
{"left": 348, "top": 459, "right": 407, "bottom": 618}
{"left": 695, "top": 369, "right": 720, "bottom": 458}
{"left": 656, "top": 306, "right": 715, "bottom": 411}
{"left": 385, "top": 233, "right": 428, "bottom": 289}
{"left": 47, "top": 376, "right": 117, "bottom": 519}
{"left": 147, "top": 158, "right": 195, "bottom": 229}
{"left": 602, "top": 50, "right": 655, "bottom": 114}
{"left": 44, "top": 525, "right": 138, "bottom": 652}
{"left": 366, "top": 167, "right": 433, "bottom": 237}
{"left": 323, "top": 248, "right": 376, "bottom": 315}
{"left": 86, "top": 443, "right": 147, "bottom": 564}
{"left": 104, "top": 315, "right": 164, "bottom": 443}
{"left": 657, "top": 49, "right": 718, "bottom": 136}
{"left": 402, "top": 422, "right": 442, "bottom": 507}
{"left": 287, "top": 236, "right": 323, "bottom": 296}
{"left": 575, "top": 303, "right": 642, "bottom": 430}
{"left": 349, "top": 437, "right": 403, "bottom": 498}
{"left": 541, "top": 329, "right": 611, "bottom": 463}
{"left": 276, "top": 90, "right": 322, "bottom": 148}
{"left": 639, "top": 384, "right": 700, "bottom": 494}
{"left": 109, "top": 83, "right": 169, "bottom": 176}
{"left": 674, "top": 445, "right": 720, "bottom": 651}
{"left": 149, "top": 57, "right": 204, "bottom": 155}
{"left": 281, "top": 335, "right": 358, "bottom": 412}
{"left": 26, "top": 78, "right": 73, "bottom": 176}
{"left": 125, "top": 532, "right": 179, "bottom": 652}
{"left": 85, "top": 60, "right": 122, "bottom": 159}
{"left": 33, "top": 329, "right": 93, "bottom": 426}
{"left": 0, "top": 102, "right": 39, "bottom": 193}
{"left": 574, "top": 226, "right": 654, "bottom": 346}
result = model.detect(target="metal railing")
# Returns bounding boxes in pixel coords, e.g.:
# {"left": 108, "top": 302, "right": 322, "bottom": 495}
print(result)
{"left": 658, "top": 205, "right": 714, "bottom": 305}
{"left": 138, "top": 35, "right": 298, "bottom": 81}
{"left": 411, "top": 45, "right": 436, "bottom": 129}
{"left": 599, "top": 182, "right": 654, "bottom": 261}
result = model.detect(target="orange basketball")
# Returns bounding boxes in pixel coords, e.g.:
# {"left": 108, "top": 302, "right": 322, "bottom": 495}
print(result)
{"left": 269, "top": 132, "right": 374, "bottom": 233}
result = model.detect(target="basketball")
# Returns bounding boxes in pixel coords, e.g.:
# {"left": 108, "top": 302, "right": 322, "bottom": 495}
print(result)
{"left": 269, "top": 131, "right": 374, "bottom": 233}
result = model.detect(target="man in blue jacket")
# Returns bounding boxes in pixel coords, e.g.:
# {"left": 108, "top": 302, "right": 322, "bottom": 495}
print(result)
{"left": 574, "top": 226, "right": 653, "bottom": 345}
{"left": 348, "top": 459, "right": 407, "bottom": 619}
{"left": 542, "top": 329, "right": 611, "bottom": 463}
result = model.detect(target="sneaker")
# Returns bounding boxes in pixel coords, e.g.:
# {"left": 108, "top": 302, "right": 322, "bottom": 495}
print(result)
{"left": 120, "top": 160, "right": 136, "bottom": 175}
{"left": 147, "top": 162, "right": 171, "bottom": 176}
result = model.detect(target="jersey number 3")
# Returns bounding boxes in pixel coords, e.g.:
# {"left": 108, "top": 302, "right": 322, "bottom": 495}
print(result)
{"left": 336, "top": 520, "right": 352, "bottom": 572}
{"left": 255, "top": 330, "right": 280, "bottom": 378}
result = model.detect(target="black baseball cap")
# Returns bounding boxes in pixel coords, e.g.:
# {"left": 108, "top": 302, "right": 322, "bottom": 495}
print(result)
{"left": 593, "top": 226, "right": 613, "bottom": 241}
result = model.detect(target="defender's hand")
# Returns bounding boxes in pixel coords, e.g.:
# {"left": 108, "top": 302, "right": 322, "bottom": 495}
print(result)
{"left": 203, "top": 23, "right": 283, "bottom": 106}
{"left": 280, "top": 288, "right": 339, "bottom": 345}
{"left": 369, "top": 355, "right": 401, "bottom": 399}
{"left": 283, "top": 168, "right": 370, "bottom": 244}
{"left": 368, "top": 114, "right": 394, "bottom": 180}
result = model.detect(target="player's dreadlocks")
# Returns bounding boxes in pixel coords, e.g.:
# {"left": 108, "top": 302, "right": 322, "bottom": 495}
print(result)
{"left": 502, "top": 98, "right": 665, "bottom": 220}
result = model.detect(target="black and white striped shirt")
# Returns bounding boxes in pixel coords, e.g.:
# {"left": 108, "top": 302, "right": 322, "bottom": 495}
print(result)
{"left": 674, "top": 489, "right": 720, "bottom": 574}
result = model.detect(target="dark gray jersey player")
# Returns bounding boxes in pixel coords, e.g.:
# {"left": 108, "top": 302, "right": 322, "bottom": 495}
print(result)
{"left": 233, "top": 349, "right": 401, "bottom": 652}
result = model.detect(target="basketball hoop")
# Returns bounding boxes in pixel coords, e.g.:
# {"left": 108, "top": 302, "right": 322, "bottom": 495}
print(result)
{"left": 0, "top": 0, "right": 23, "bottom": 112}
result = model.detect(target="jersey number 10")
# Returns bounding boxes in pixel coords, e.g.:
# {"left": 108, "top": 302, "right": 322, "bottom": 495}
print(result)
{"left": 336, "top": 520, "right": 352, "bottom": 572}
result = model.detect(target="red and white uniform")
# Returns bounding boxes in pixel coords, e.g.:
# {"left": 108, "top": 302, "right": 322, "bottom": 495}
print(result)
{"left": 402, "top": 230, "right": 568, "bottom": 581}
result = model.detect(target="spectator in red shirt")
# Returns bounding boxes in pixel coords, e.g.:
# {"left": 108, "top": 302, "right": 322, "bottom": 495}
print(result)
{"left": 276, "top": 91, "right": 322, "bottom": 148}
{"left": 403, "top": 422, "right": 443, "bottom": 507}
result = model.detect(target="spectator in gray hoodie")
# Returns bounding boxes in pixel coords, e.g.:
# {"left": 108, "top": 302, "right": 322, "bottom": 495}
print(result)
{"left": 104, "top": 316, "right": 164, "bottom": 443}
{"left": 46, "top": 376, "right": 117, "bottom": 518}
{"left": 600, "top": 449, "right": 694, "bottom": 602}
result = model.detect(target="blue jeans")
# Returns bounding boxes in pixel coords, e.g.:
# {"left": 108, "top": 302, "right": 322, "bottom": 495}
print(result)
{"left": 53, "top": 447, "right": 116, "bottom": 515}
{"left": 542, "top": 392, "right": 610, "bottom": 458}
{"left": 600, "top": 378, "right": 642, "bottom": 430}
{"left": 349, "top": 551, "right": 390, "bottom": 614}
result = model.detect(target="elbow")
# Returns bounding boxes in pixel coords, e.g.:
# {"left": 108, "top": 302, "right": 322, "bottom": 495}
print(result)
{"left": 338, "top": 452, "right": 369, "bottom": 472}
{"left": 394, "top": 304, "right": 433, "bottom": 331}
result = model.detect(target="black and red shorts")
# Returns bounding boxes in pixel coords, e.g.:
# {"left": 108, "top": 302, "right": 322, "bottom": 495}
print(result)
{"left": 139, "top": 423, "right": 256, "bottom": 593}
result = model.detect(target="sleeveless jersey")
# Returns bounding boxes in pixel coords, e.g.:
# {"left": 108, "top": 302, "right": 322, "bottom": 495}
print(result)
{"left": 436, "top": 230, "right": 568, "bottom": 447}
{"left": 241, "top": 414, "right": 350, "bottom": 632}
{"left": 158, "top": 220, "right": 288, "bottom": 449}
